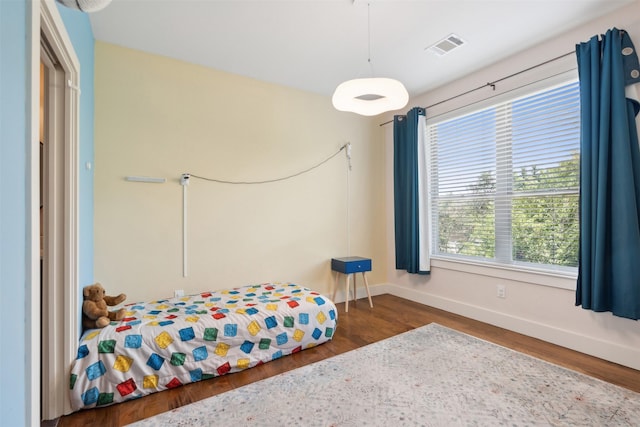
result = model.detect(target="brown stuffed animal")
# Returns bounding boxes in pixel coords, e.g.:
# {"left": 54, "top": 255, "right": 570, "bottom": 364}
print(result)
{"left": 82, "top": 283, "right": 127, "bottom": 330}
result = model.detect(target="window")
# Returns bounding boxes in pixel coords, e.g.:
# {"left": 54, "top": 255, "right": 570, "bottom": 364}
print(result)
{"left": 427, "top": 80, "right": 580, "bottom": 272}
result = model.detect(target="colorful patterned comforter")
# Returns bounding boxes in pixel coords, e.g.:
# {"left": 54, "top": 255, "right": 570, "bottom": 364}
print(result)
{"left": 69, "top": 282, "right": 338, "bottom": 411}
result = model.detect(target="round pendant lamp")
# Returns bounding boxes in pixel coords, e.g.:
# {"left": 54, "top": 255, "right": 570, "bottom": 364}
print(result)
{"left": 56, "top": 0, "right": 112, "bottom": 13}
{"left": 332, "top": 77, "right": 409, "bottom": 116}
{"left": 332, "top": 3, "right": 409, "bottom": 116}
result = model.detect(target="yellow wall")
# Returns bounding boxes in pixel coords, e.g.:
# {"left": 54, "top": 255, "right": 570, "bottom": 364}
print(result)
{"left": 94, "top": 42, "right": 386, "bottom": 302}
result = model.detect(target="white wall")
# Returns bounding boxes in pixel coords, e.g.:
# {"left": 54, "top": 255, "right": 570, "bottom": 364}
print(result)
{"left": 382, "top": 1, "right": 640, "bottom": 370}
{"left": 94, "top": 42, "right": 387, "bottom": 303}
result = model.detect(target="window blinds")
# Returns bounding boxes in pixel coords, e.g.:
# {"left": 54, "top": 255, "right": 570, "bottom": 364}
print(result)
{"left": 427, "top": 81, "right": 580, "bottom": 270}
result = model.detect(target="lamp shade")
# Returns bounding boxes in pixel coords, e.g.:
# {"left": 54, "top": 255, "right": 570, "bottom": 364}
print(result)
{"left": 56, "top": 0, "right": 112, "bottom": 12}
{"left": 332, "top": 77, "right": 409, "bottom": 116}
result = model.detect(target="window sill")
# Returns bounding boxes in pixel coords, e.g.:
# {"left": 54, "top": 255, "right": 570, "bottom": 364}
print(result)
{"left": 430, "top": 256, "right": 577, "bottom": 290}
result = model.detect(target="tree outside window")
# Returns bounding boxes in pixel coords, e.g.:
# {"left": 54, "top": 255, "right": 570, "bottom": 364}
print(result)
{"left": 428, "top": 81, "right": 580, "bottom": 271}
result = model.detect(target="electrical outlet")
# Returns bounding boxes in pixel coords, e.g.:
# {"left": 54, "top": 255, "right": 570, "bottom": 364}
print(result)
{"left": 174, "top": 289, "right": 184, "bottom": 298}
{"left": 496, "top": 285, "right": 506, "bottom": 299}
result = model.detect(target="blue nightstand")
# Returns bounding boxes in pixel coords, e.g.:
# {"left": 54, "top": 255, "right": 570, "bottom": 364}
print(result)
{"left": 331, "top": 256, "right": 373, "bottom": 312}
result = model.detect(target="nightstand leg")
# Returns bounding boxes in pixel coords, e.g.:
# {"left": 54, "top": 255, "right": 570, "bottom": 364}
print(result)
{"left": 345, "top": 274, "right": 351, "bottom": 312}
{"left": 352, "top": 273, "right": 357, "bottom": 305}
{"left": 362, "top": 272, "right": 373, "bottom": 308}
{"left": 332, "top": 270, "right": 339, "bottom": 302}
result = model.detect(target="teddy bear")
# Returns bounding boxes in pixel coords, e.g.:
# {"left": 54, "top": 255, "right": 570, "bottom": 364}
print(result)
{"left": 82, "top": 283, "right": 127, "bottom": 330}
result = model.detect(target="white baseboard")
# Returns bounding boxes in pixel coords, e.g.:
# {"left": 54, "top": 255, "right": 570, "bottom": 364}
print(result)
{"left": 370, "top": 283, "right": 640, "bottom": 371}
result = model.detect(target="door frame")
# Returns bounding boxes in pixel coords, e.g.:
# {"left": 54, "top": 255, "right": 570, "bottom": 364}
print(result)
{"left": 31, "top": 0, "right": 81, "bottom": 419}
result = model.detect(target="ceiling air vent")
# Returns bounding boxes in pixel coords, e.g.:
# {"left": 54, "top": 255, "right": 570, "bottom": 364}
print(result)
{"left": 426, "top": 33, "right": 465, "bottom": 56}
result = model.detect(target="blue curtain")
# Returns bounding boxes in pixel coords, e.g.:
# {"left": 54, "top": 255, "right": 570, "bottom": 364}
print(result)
{"left": 394, "top": 107, "right": 430, "bottom": 275}
{"left": 576, "top": 28, "right": 640, "bottom": 320}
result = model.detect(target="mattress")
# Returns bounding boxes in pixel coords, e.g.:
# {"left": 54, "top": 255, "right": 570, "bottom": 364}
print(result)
{"left": 69, "top": 282, "right": 338, "bottom": 411}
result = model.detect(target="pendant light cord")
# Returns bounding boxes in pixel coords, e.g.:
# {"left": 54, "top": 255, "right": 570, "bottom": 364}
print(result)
{"left": 367, "top": 2, "right": 373, "bottom": 76}
{"left": 346, "top": 143, "right": 352, "bottom": 256}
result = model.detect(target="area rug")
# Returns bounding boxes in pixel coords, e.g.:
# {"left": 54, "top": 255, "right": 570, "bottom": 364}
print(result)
{"left": 128, "top": 323, "right": 640, "bottom": 426}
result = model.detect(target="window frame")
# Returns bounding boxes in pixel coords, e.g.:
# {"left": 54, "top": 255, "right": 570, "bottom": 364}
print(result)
{"left": 425, "top": 71, "right": 580, "bottom": 280}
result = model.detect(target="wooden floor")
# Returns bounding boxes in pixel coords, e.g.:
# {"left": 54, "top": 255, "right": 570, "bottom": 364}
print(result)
{"left": 55, "top": 294, "right": 640, "bottom": 426}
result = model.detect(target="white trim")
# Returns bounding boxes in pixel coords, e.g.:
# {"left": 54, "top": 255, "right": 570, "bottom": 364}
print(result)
{"left": 430, "top": 257, "right": 576, "bottom": 290}
{"left": 379, "top": 283, "right": 640, "bottom": 371}
{"left": 27, "top": 2, "right": 40, "bottom": 426}
{"left": 38, "top": 0, "right": 80, "bottom": 419}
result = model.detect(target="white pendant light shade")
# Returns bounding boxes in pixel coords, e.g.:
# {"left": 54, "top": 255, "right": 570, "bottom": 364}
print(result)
{"left": 57, "top": 0, "right": 112, "bottom": 13}
{"left": 332, "top": 78, "right": 409, "bottom": 116}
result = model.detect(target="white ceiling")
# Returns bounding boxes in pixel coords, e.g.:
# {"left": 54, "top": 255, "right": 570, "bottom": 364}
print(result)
{"left": 89, "top": 0, "right": 634, "bottom": 98}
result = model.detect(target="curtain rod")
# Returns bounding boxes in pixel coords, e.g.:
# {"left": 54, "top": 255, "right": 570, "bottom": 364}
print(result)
{"left": 379, "top": 50, "right": 575, "bottom": 126}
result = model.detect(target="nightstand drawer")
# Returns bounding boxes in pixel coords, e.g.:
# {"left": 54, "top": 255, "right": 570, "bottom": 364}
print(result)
{"left": 331, "top": 256, "right": 372, "bottom": 274}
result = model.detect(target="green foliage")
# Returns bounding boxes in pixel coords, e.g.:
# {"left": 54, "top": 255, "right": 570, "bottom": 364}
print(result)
{"left": 437, "top": 198, "right": 495, "bottom": 258}
{"left": 512, "top": 153, "right": 579, "bottom": 267}
{"left": 437, "top": 153, "right": 579, "bottom": 267}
